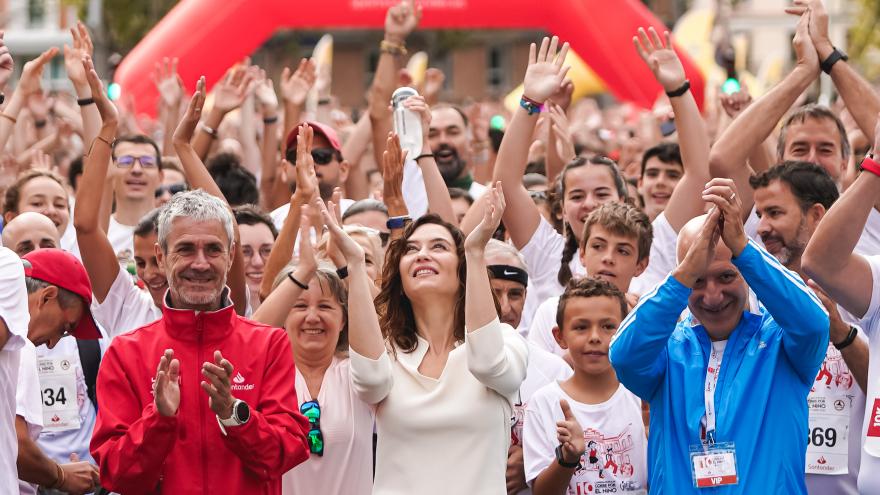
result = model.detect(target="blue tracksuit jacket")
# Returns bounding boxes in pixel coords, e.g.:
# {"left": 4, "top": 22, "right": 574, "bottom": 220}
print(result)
{"left": 609, "top": 240, "right": 829, "bottom": 494}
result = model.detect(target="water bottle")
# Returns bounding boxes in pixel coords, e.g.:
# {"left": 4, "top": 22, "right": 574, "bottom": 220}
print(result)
{"left": 391, "top": 87, "right": 422, "bottom": 160}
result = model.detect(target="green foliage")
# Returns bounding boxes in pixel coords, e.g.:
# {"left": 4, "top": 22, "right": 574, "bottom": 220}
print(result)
{"left": 849, "top": 0, "right": 880, "bottom": 79}
{"left": 102, "top": 0, "right": 179, "bottom": 53}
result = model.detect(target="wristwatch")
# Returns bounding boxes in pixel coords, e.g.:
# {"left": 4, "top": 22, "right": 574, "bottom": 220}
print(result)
{"left": 217, "top": 399, "right": 250, "bottom": 432}
{"left": 820, "top": 47, "right": 848, "bottom": 74}
{"left": 555, "top": 444, "right": 582, "bottom": 470}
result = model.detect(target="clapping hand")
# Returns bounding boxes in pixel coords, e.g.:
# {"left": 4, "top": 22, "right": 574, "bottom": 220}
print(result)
{"left": 464, "top": 182, "right": 506, "bottom": 255}
{"left": 702, "top": 178, "right": 747, "bottom": 257}
{"left": 154, "top": 349, "right": 180, "bottom": 417}
{"left": 172, "top": 76, "right": 206, "bottom": 145}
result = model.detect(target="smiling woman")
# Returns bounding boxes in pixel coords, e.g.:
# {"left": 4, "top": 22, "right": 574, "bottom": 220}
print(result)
{"left": 2, "top": 169, "right": 70, "bottom": 240}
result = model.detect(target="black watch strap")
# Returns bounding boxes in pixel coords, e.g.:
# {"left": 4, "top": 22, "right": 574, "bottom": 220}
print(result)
{"left": 821, "top": 48, "right": 848, "bottom": 74}
{"left": 833, "top": 326, "right": 858, "bottom": 351}
{"left": 555, "top": 445, "right": 582, "bottom": 469}
{"left": 665, "top": 80, "right": 690, "bottom": 98}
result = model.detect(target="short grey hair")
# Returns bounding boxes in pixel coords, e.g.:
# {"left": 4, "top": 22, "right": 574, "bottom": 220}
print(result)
{"left": 158, "top": 189, "right": 235, "bottom": 252}
{"left": 484, "top": 239, "right": 527, "bottom": 271}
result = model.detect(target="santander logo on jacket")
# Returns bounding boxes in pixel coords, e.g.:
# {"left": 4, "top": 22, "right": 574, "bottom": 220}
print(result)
{"left": 90, "top": 296, "right": 310, "bottom": 495}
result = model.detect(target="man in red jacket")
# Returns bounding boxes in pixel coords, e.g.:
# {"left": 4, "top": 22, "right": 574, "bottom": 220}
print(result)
{"left": 90, "top": 190, "right": 310, "bottom": 494}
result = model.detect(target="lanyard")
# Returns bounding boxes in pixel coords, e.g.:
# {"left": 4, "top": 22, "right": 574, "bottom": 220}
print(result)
{"left": 703, "top": 341, "right": 726, "bottom": 445}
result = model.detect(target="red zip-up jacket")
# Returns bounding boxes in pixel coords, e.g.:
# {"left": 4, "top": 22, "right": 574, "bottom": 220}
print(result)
{"left": 90, "top": 298, "right": 310, "bottom": 494}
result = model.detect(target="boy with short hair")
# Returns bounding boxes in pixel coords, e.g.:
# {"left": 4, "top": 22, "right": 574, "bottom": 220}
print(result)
{"left": 523, "top": 278, "right": 647, "bottom": 495}
{"left": 528, "top": 203, "right": 652, "bottom": 356}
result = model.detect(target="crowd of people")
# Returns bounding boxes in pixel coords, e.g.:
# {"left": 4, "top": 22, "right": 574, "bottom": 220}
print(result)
{"left": 2, "top": 0, "right": 880, "bottom": 493}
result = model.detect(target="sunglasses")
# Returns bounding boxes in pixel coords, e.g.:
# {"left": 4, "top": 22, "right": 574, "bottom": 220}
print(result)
{"left": 284, "top": 148, "right": 338, "bottom": 166}
{"left": 155, "top": 183, "right": 187, "bottom": 198}
{"left": 115, "top": 155, "right": 158, "bottom": 168}
{"left": 300, "top": 400, "right": 324, "bottom": 456}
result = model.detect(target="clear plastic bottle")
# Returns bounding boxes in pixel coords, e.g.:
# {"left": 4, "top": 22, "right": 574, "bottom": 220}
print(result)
{"left": 391, "top": 87, "right": 422, "bottom": 160}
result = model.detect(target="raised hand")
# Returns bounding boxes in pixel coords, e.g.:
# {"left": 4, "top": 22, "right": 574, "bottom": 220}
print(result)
{"left": 785, "top": 0, "right": 833, "bottom": 58}
{"left": 719, "top": 84, "right": 753, "bottom": 119}
{"left": 63, "top": 21, "right": 93, "bottom": 89}
{"left": 212, "top": 63, "right": 254, "bottom": 114}
{"left": 293, "top": 124, "right": 319, "bottom": 202}
{"left": 634, "top": 27, "right": 686, "bottom": 93}
{"left": 82, "top": 55, "right": 118, "bottom": 128}
{"left": 201, "top": 350, "right": 236, "bottom": 418}
{"left": 673, "top": 207, "right": 722, "bottom": 288}
{"left": 791, "top": 7, "right": 820, "bottom": 73}
{"left": 402, "top": 95, "right": 431, "bottom": 139}
{"left": 154, "top": 349, "right": 180, "bottom": 417}
{"left": 702, "top": 178, "right": 747, "bottom": 256}
{"left": 280, "top": 58, "right": 316, "bottom": 108}
{"left": 172, "top": 76, "right": 206, "bottom": 144}
{"left": 18, "top": 46, "right": 59, "bottom": 95}
{"left": 556, "top": 399, "right": 585, "bottom": 467}
{"left": 464, "top": 182, "right": 506, "bottom": 254}
{"left": 548, "top": 103, "right": 576, "bottom": 162}
{"left": 0, "top": 32, "right": 13, "bottom": 88}
{"left": 382, "top": 132, "right": 407, "bottom": 210}
{"left": 548, "top": 78, "right": 575, "bottom": 112}
{"left": 294, "top": 204, "right": 319, "bottom": 284}
{"left": 318, "top": 197, "right": 366, "bottom": 266}
{"left": 523, "top": 36, "right": 571, "bottom": 104}
{"left": 153, "top": 57, "right": 184, "bottom": 108}
{"left": 254, "top": 69, "right": 279, "bottom": 116}
{"left": 422, "top": 67, "right": 445, "bottom": 103}
{"left": 30, "top": 150, "right": 53, "bottom": 171}
{"left": 384, "top": 0, "right": 422, "bottom": 43}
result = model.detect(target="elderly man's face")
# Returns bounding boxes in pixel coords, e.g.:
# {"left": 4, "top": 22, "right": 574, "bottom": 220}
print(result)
{"left": 157, "top": 217, "right": 233, "bottom": 310}
{"left": 1, "top": 212, "right": 59, "bottom": 257}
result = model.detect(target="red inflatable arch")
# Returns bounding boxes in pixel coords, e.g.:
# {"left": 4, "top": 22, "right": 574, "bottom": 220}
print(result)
{"left": 115, "top": 0, "right": 705, "bottom": 117}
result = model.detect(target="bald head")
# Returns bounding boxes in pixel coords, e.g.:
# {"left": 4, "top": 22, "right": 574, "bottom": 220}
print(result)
{"left": 676, "top": 213, "right": 732, "bottom": 264}
{"left": 2, "top": 212, "right": 60, "bottom": 257}
{"left": 485, "top": 239, "right": 527, "bottom": 271}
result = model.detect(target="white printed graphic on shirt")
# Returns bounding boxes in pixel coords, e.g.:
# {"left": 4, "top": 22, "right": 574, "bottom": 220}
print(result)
{"left": 806, "top": 342, "right": 856, "bottom": 475}
{"left": 569, "top": 425, "right": 645, "bottom": 494}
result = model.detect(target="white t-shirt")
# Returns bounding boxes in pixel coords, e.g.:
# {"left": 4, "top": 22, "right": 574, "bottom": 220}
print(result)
{"left": 0, "top": 247, "right": 29, "bottom": 495}
{"left": 91, "top": 266, "right": 162, "bottom": 338}
{"left": 523, "top": 381, "right": 648, "bottom": 494}
{"left": 283, "top": 357, "right": 374, "bottom": 494}
{"left": 520, "top": 218, "right": 586, "bottom": 307}
{"left": 528, "top": 296, "right": 564, "bottom": 358}
{"left": 16, "top": 340, "right": 42, "bottom": 495}
{"left": 469, "top": 180, "right": 488, "bottom": 200}
{"left": 107, "top": 215, "right": 136, "bottom": 269}
{"left": 855, "top": 255, "right": 880, "bottom": 494}
{"left": 271, "top": 198, "right": 356, "bottom": 232}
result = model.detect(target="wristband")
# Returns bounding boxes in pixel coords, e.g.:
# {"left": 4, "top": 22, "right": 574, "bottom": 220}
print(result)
{"left": 860, "top": 157, "right": 880, "bottom": 178}
{"left": 0, "top": 93, "right": 4, "bottom": 105}
{"left": 380, "top": 40, "right": 407, "bottom": 57}
{"left": 820, "top": 47, "right": 848, "bottom": 75}
{"left": 665, "top": 80, "right": 691, "bottom": 98}
{"left": 34, "top": 119, "right": 47, "bottom": 129}
{"left": 833, "top": 326, "right": 858, "bottom": 351}
{"left": 288, "top": 272, "right": 309, "bottom": 290}
{"left": 386, "top": 215, "right": 411, "bottom": 230}
{"left": 200, "top": 123, "right": 219, "bottom": 139}
{"left": 49, "top": 462, "right": 66, "bottom": 489}
{"left": 317, "top": 98, "right": 331, "bottom": 106}
{"left": 415, "top": 153, "right": 434, "bottom": 162}
{"left": 77, "top": 97, "right": 95, "bottom": 106}
{"left": 336, "top": 266, "right": 349, "bottom": 280}
{"left": 262, "top": 115, "right": 279, "bottom": 125}
{"left": 519, "top": 95, "right": 544, "bottom": 115}
{"left": 555, "top": 445, "right": 582, "bottom": 469}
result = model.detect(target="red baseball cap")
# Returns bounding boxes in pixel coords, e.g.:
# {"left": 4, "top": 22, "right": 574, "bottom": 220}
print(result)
{"left": 22, "top": 248, "right": 101, "bottom": 340}
{"left": 285, "top": 121, "right": 342, "bottom": 153}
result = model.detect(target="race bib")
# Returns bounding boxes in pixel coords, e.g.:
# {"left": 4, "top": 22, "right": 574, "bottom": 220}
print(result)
{"left": 37, "top": 356, "right": 81, "bottom": 432}
{"left": 805, "top": 345, "right": 855, "bottom": 474}
{"left": 690, "top": 443, "right": 738, "bottom": 488}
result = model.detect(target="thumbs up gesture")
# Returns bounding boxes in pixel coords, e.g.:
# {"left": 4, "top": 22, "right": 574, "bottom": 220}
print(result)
{"left": 556, "top": 399, "right": 586, "bottom": 465}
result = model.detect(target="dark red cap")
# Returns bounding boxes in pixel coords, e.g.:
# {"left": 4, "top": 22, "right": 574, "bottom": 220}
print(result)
{"left": 22, "top": 248, "right": 101, "bottom": 340}
{"left": 285, "top": 121, "right": 342, "bottom": 153}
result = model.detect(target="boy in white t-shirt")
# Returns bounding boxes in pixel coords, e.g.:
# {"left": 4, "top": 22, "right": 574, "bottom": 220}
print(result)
{"left": 524, "top": 277, "right": 647, "bottom": 495}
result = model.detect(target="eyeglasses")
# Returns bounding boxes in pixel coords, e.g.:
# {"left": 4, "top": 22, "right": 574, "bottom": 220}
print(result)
{"left": 284, "top": 148, "right": 338, "bottom": 166}
{"left": 300, "top": 400, "right": 324, "bottom": 456}
{"left": 155, "top": 183, "right": 187, "bottom": 198}
{"left": 116, "top": 155, "right": 158, "bottom": 168}
{"left": 242, "top": 245, "right": 273, "bottom": 261}
{"left": 528, "top": 190, "right": 548, "bottom": 201}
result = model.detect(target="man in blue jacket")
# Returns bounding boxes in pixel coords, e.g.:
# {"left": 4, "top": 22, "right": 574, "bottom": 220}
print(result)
{"left": 610, "top": 178, "right": 829, "bottom": 493}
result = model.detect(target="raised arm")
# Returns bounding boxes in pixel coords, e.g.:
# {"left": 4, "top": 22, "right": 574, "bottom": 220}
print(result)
{"left": 259, "top": 124, "right": 318, "bottom": 301}
{"left": 73, "top": 55, "right": 121, "bottom": 303}
{"left": 494, "top": 37, "right": 570, "bottom": 248}
{"left": 172, "top": 77, "right": 248, "bottom": 315}
{"left": 279, "top": 59, "right": 315, "bottom": 156}
{"left": 153, "top": 58, "right": 185, "bottom": 156}
{"left": 63, "top": 22, "right": 101, "bottom": 147}
{"left": 708, "top": 10, "right": 819, "bottom": 220}
{"left": 611, "top": 208, "right": 722, "bottom": 400}
{"left": 341, "top": 115, "right": 373, "bottom": 201}
{"left": 802, "top": 118, "right": 880, "bottom": 317}
{"left": 191, "top": 64, "right": 253, "bottom": 160}
{"left": 636, "top": 27, "right": 711, "bottom": 231}
{"left": 704, "top": 178, "right": 829, "bottom": 381}
{"left": 381, "top": 132, "right": 409, "bottom": 242}
{"left": 463, "top": 183, "right": 528, "bottom": 397}
{"left": 254, "top": 72, "right": 281, "bottom": 210}
{"left": 0, "top": 47, "right": 57, "bottom": 152}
